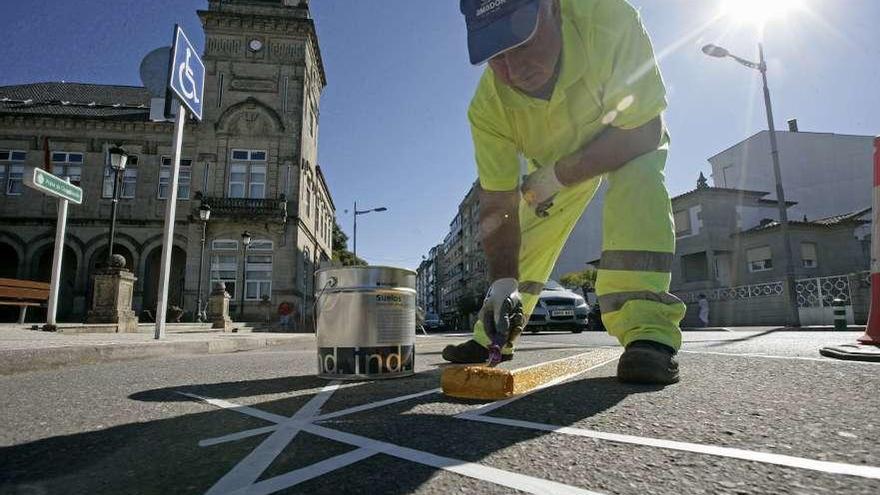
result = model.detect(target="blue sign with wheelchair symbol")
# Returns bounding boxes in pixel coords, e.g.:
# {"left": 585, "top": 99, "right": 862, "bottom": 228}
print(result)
{"left": 168, "top": 25, "right": 205, "bottom": 121}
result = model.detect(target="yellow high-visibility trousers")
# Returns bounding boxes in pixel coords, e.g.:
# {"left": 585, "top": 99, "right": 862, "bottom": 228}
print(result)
{"left": 472, "top": 144, "right": 685, "bottom": 353}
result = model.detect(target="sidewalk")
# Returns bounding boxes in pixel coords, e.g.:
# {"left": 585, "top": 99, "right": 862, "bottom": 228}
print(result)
{"left": 0, "top": 324, "right": 315, "bottom": 375}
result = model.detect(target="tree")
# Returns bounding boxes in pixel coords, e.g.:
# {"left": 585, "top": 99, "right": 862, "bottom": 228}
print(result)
{"left": 332, "top": 221, "right": 367, "bottom": 266}
{"left": 560, "top": 268, "right": 597, "bottom": 297}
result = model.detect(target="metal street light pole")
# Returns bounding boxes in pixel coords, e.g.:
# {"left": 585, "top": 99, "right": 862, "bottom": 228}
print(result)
{"left": 702, "top": 43, "right": 801, "bottom": 327}
{"left": 196, "top": 204, "right": 211, "bottom": 322}
{"left": 239, "top": 230, "right": 252, "bottom": 321}
{"left": 352, "top": 201, "right": 388, "bottom": 260}
{"left": 106, "top": 146, "right": 128, "bottom": 267}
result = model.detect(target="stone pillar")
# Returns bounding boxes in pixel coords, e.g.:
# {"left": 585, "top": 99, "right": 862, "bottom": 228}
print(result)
{"left": 208, "top": 282, "right": 233, "bottom": 332}
{"left": 86, "top": 254, "right": 139, "bottom": 333}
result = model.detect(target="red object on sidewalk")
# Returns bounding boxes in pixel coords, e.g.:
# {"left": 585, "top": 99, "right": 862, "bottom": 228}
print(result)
{"left": 860, "top": 136, "right": 880, "bottom": 345}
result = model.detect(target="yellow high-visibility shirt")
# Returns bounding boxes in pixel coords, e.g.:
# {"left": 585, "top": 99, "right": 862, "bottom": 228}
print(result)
{"left": 468, "top": 0, "right": 667, "bottom": 192}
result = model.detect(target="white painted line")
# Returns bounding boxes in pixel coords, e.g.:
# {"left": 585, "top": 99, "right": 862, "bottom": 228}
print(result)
{"left": 313, "top": 387, "right": 442, "bottom": 421}
{"left": 225, "top": 448, "right": 376, "bottom": 495}
{"left": 462, "top": 356, "right": 621, "bottom": 417}
{"left": 177, "top": 392, "right": 289, "bottom": 424}
{"left": 197, "top": 388, "right": 443, "bottom": 447}
{"left": 303, "top": 422, "right": 603, "bottom": 495}
{"left": 205, "top": 382, "right": 341, "bottom": 495}
{"left": 199, "top": 425, "right": 279, "bottom": 448}
{"left": 459, "top": 414, "right": 880, "bottom": 480}
{"left": 680, "top": 349, "right": 880, "bottom": 364}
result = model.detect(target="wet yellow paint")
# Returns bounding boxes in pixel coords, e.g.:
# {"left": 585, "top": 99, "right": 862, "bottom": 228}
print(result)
{"left": 441, "top": 349, "right": 622, "bottom": 401}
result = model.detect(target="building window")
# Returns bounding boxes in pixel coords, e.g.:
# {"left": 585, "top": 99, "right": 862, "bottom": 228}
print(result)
{"left": 747, "top": 246, "right": 773, "bottom": 272}
{"left": 1, "top": 150, "right": 26, "bottom": 195}
{"left": 228, "top": 150, "right": 267, "bottom": 199}
{"left": 304, "top": 176, "right": 312, "bottom": 215}
{"left": 158, "top": 157, "right": 192, "bottom": 199}
{"left": 801, "top": 242, "right": 818, "bottom": 268}
{"left": 245, "top": 240, "right": 273, "bottom": 300}
{"left": 103, "top": 155, "right": 139, "bottom": 199}
{"left": 211, "top": 239, "right": 239, "bottom": 299}
{"left": 51, "top": 152, "right": 83, "bottom": 186}
{"left": 681, "top": 252, "right": 709, "bottom": 282}
{"left": 674, "top": 210, "right": 691, "bottom": 237}
{"left": 302, "top": 247, "right": 311, "bottom": 292}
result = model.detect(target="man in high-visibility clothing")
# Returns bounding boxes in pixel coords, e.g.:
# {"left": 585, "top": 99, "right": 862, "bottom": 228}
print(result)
{"left": 443, "top": 0, "right": 686, "bottom": 384}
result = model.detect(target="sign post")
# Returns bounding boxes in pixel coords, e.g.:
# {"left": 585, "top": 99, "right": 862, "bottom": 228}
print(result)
{"left": 23, "top": 168, "right": 83, "bottom": 330}
{"left": 155, "top": 25, "right": 205, "bottom": 340}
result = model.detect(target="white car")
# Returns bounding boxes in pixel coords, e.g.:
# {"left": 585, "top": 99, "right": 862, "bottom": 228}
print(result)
{"left": 525, "top": 280, "right": 590, "bottom": 333}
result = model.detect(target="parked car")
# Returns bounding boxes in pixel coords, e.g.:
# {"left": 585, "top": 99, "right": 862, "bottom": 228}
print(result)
{"left": 525, "top": 280, "right": 590, "bottom": 333}
{"left": 423, "top": 313, "right": 445, "bottom": 331}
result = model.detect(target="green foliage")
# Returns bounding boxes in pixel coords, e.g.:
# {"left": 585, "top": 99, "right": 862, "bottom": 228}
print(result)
{"left": 332, "top": 221, "right": 367, "bottom": 266}
{"left": 560, "top": 268, "right": 597, "bottom": 294}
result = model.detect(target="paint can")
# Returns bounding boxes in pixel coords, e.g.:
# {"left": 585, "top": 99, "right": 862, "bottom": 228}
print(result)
{"left": 315, "top": 266, "right": 416, "bottom": 380}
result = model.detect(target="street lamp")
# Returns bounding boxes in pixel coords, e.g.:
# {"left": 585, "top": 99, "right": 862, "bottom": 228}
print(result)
{"left": 702, "top": 42, "right": 801, "bottom": 327}
{"left": 239, "top": 230, "right": 252, "bottom": 321}
{"left": 353, "top": 201, "right": 388, "bottom": 259}
{"left": 195, "top": 203, "right": 211, "bottom": 322}
{"left": 106, "top": 145, "right": 129, "bottom": 268}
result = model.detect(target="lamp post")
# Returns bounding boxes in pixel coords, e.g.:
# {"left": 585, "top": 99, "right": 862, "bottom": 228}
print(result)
{"left": 106, "top": 145, "right": 128, "bottom": 268}
{"left": 702, "top": 42, "right": 801, "bottom": 327}
{"left": 353, "top": 201, "right": 388, "bottom": 259}
{"left": 195, "top": 203, "right": 211, "bottom": 322}
{"left": 239, "top": 230, "right": 252, "bottom": 321}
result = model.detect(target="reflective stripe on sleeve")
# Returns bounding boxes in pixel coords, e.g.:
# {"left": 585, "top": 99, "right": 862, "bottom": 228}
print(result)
{"left": 599, "top": 291, "right": 683, "bottom": 313}
{"left": 600, "top": 250, "right": 673, "bottom": 273}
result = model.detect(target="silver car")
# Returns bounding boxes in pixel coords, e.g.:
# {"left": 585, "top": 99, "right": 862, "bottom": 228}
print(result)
{"left": 525, "top": 280, "right": 589, "bottom": 333}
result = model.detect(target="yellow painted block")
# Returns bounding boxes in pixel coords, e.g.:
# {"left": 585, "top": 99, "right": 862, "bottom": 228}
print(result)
{"left": 441, "top": 348, "right": 622, "bottom": 400}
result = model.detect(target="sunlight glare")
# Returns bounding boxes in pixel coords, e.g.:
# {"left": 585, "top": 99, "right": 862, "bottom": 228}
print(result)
{"left": 721, "top": 0, "right": 805, "bottom": 26}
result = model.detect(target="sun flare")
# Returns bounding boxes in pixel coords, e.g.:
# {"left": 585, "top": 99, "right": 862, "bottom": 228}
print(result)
{"left": 721, "top": 0, "right": 805, "bottom": 26}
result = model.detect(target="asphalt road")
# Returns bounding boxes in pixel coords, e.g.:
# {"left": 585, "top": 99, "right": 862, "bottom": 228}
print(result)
{"left": 1, "top": 330, "right": 878, "bottom": 494}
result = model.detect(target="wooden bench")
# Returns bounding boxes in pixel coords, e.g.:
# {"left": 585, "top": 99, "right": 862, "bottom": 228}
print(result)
{"left": 0, "top": 278, "right": 51, "bottom": 324}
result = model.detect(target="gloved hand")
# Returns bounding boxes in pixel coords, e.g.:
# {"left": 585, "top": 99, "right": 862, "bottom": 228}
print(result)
{"left": 521, "top": 164, "right": 563, "bottom": 217}
{"left": 479, "top": 278, "right": 524, "bottom": 365}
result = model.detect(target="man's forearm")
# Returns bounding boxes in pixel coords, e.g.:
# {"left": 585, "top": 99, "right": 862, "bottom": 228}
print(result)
{"left": 555, "top": 116, "right": 664, "bottom": 186}
{"left": 479, "top": 188, "right": 520, "bottom": 280}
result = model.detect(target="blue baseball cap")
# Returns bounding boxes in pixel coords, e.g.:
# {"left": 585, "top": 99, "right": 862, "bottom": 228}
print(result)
{"left": 460, "top": 0, "right": 541, "bottom": 65}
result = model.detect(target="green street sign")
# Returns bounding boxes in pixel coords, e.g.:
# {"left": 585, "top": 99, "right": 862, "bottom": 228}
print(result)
{"left": 24, "top": 167, "right": 83, "bottom": 204}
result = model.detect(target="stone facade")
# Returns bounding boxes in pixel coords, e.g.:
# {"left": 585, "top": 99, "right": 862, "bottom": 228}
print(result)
{"left": 0, "top": 0, "right": 334, "bottom": 327}
{"left": 433, "top": 181, "right": 489, "bottom": 330}
{"left": 668, "top": 180, "right": 871, "bottom": 326}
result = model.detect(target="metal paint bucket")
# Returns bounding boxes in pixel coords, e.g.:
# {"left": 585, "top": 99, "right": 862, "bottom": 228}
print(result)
{"left": 315, "top": 266, "right": 416, "bottom": 380}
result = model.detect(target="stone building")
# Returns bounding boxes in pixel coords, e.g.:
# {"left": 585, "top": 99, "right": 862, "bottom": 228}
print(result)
{"left": 416, "top": 244, "right": 442, "bottom": 318}
{"left": 669, "top": 176, "right": 871, "bottom": 326}
{"left": 428, "top": 181, "right": 489, "bottom": 331}
{"left": 0, "top": 0, "right": 334, "bottom": 326}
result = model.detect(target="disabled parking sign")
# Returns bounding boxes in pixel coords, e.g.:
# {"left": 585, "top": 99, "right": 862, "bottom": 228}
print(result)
{"left": 168, "top": 25, "right": 205, "bottom": 121}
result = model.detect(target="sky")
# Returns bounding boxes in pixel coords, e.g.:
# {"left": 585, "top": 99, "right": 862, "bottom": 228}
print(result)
{"left": 1, "top": 0, "right": 878, "bottom": 270}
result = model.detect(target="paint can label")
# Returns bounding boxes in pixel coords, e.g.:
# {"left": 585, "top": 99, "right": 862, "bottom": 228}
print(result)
{"left": 318, "top": 345, "right": 414, "bottom": 377}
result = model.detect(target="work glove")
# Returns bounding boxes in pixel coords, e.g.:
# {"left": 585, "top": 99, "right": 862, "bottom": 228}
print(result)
{"left": 479, "top": 278, "right": 525, "bottom": 365}
{"left": 521, "top": 164, "right": 564, "bottom": 217}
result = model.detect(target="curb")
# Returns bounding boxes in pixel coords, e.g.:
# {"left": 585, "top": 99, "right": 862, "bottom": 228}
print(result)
{"left": 0, "top": 335, "right": 302, "bottom": 376}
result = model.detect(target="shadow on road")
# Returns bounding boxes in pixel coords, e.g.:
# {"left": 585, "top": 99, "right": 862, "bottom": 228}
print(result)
{"left": 1, "top": 367, "right": 664, "bottom": 494}
{"left": 684, "top": 328, "right": 780, "bottom": 348}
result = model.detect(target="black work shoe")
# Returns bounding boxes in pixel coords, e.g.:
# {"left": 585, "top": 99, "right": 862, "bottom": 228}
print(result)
{"left": 442, "top": 339, "right": 513, "bottom": 364}
{"left": 617, "top": 340, "right": 680, "bottom": 385}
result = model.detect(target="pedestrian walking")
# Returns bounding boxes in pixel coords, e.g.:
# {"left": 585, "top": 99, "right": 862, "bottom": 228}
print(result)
{"left": 698, "top": 294, "right": 710, "bottom": 328}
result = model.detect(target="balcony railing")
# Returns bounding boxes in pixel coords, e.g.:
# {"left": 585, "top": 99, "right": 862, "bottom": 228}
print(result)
{"left": 200, "top": 196, "right": 288, "bottom": 223}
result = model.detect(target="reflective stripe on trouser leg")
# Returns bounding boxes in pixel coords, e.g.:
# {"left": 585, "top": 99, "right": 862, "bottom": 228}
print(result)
{"left": 472, "top": 176, "right": 602, "bottom": 353}
{"left": 597, "top": 145, "right": 685, "bottom": 351}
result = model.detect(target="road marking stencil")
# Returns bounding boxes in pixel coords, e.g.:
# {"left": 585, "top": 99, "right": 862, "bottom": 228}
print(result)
{"left": 181, "top": 351, "right": 880, "bottom": 494}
